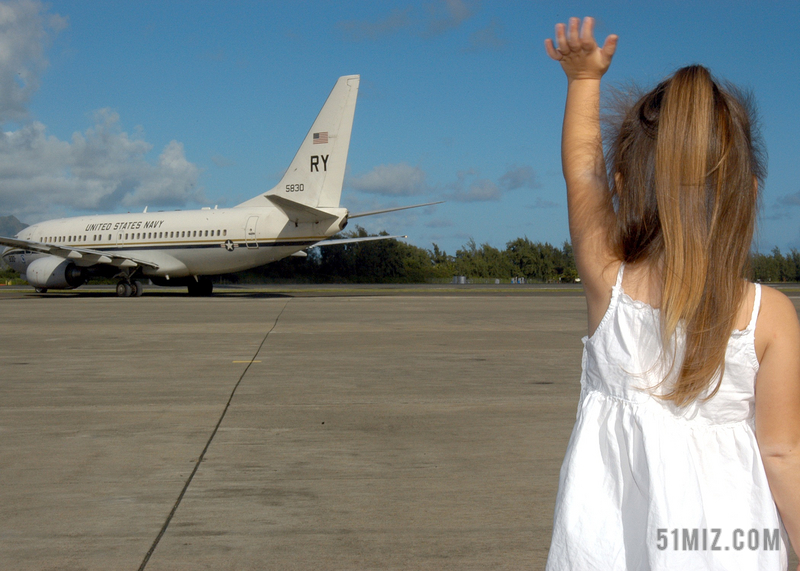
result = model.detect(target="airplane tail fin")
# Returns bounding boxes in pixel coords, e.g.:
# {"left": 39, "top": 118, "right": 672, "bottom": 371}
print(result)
{"left": 236, "top": 75, "right": 359, "bottom": 209}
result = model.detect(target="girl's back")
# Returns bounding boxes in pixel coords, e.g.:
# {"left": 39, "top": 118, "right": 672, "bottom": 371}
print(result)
{"left": 547, "top": 261, "right": 787, "bottom": 568}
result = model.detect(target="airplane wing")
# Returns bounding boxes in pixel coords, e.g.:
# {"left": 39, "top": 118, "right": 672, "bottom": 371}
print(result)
{"left": 308, "top": 235, "right": 408, "bottom": 248}
{"left": 348, "top": 201, "right": 443, "bottom": 219}
{"left": 0, "top": 236, "right": 159, "bottom": 269}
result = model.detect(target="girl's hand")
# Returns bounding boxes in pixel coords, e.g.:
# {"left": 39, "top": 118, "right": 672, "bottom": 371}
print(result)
{"left": 545, "top": 17, "right": 617, "bottom": 81}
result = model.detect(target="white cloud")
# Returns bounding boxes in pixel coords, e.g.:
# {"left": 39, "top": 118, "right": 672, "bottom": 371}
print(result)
{"left": 465, "top": 18, "right": 507, "bottom": 52}
{"left": 498, "top": 164, "right": 539, "bottom": 191}
{"left": 122, "top": 140, "right": 201, "bottom": 207}
{"left": 424, "top": 0, "right": 474, "bottom": 36}
{"left": 338, "top": 7, "right": 413, "bottom": 41}
{"left": 348, "top": 162, "right": 429, "bottom": 196}
{"left": 0, "top": 111, "right": 202, "bottom": 220}
{"left": 0, "top": 1, "right": 202, "bottom": 221}
{"left": 348, "top": 163, "right": 541, "bottom": 204}
{"left": 460, "top": 178, "right": 501, "bottom": 202}
{"left": 445, "top": 169, "right": 500, "bottom": 202}
{"left": 0, "top": 0, "right": 66, "bottom": 122}
{"left": 425, "top": 218, "right": 453, "bottom": 228}
{"left": 529, "top": 196, "right": 559, "bottom": 209}
{"left": 777, "top": 189, "right": 800, "bottom": 207}
{"left": 338, "top": 0, "right": 475, "bottom": 42}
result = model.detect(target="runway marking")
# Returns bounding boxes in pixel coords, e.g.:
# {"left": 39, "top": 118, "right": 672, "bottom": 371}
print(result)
{"left": 138, "top": 301, "right": 289, "bottom": 571}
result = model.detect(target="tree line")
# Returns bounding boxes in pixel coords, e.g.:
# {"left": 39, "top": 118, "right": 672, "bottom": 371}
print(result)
{"left": 226, "top": 228, "right": 800, "bottom": 285}
{"left": 215, "top": 227, "right": 576, "bottom": 284}
{"left": 2, "top": 227, "right": 799, "bottom": 284}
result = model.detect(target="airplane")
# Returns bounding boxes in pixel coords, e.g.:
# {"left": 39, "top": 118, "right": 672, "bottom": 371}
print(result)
{"left": 0, "top": 75, "right": 440, "bottom": 296}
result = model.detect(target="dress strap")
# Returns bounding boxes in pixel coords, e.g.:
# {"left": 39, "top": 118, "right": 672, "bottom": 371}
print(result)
{"left": 747, "top": 283, "right": 762, "bottom": 331}
{"left": 614, "top": 262, "right": 625, "bottom": 289}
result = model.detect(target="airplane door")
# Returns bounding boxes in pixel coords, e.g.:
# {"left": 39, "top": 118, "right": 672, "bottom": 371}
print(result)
{"left": 245, "top": 216, "right": 259, "bottom": 249}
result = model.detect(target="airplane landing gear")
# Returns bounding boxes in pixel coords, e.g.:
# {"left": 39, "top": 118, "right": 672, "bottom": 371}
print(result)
{"left": 116, "top": 282, "right": 132, "bottom": 297}
{"left": 116, "top": 279, "right": 144, "bottom": 297}
{"left": 130, "top": 280, "right": 144, "bottom": 297}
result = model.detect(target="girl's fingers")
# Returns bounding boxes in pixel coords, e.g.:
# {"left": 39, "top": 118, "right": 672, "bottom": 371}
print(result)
{"left": 547, "top": 16, "right": 615, "bottom": 64}
{"left": 567, "top": 17, "right": 581, "bottom": 51}
{"left": 555, "top": 22, "right": 569, "bottom": 54}
{"left": 601, "top": 35, "right": 619, "bottom": 59}
{"left": 580, "top": 17, "right": 597, "bottom": 52}
{"left": 544, "top": 38, "right": 562, "bottom": 61}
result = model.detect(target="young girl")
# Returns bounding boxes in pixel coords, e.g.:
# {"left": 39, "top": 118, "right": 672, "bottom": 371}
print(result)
{"left": 544, "top": 17, "right": 800, "bottom": 570}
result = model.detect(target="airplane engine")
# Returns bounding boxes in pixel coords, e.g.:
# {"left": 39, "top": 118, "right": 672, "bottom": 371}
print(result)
{"left": 26, "top": 256, "right": 87, "bottom": 289}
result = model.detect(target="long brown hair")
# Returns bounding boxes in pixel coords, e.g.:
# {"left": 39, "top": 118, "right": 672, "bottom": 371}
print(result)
{"left": 606, "top": 65, "right": 766, "bottom": 406}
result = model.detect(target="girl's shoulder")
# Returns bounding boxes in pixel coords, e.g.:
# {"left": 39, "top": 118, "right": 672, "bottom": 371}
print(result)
{"left": 754, "top": 285, "right": 800, "bottom": 363}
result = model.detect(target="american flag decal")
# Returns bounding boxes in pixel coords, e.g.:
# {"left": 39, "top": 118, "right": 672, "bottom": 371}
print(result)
{"left": 313, "top": 132, "right": 328, "bottom": 144}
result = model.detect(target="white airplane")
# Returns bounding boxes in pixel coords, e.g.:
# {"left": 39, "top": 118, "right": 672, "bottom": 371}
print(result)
{"left": 0, "top": 75, "right": 440, "bottom": 296}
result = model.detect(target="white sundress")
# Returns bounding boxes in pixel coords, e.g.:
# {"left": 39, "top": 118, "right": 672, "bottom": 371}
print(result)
{"left": 546, "top": 264, "right": 788, "bottom": 570}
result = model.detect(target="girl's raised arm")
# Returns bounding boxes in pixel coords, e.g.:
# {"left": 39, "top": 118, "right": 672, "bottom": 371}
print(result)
{"left": 545, "top": 18, "right": 619, "bottom": 326}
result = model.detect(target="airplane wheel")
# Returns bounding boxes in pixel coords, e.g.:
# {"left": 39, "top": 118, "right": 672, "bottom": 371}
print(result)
{"left": 34, "top": 287, "right": 48, "bottom": 293}
{"left": 131, "top": 280, "right": 144, "bottom": 297}
{"left": 116, "top": 282, "right": 132, "bottom": 297}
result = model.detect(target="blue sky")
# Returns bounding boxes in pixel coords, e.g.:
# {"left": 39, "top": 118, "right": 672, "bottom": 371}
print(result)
{"left": 1, "top": 0, "right": 798, "bottom": 255}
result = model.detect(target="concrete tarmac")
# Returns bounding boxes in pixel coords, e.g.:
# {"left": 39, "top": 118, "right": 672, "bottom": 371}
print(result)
{"left": 1, "top": 286, "right": 798, "bottom": 570}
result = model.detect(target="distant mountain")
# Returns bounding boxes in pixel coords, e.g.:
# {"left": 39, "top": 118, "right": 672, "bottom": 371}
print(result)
{"left": 0, "top": 215, "right": 28, "bottom": 238}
